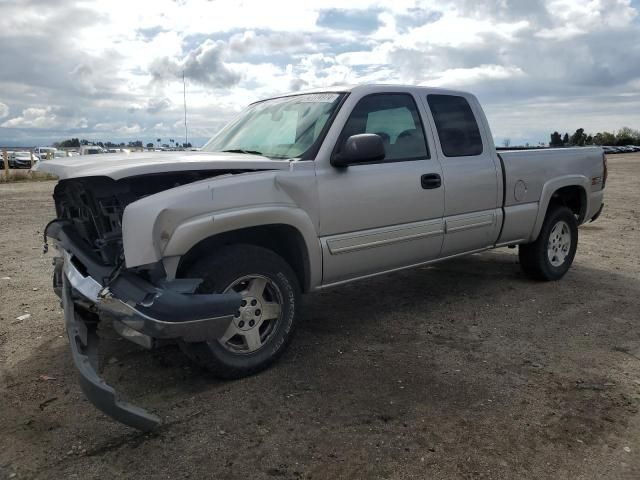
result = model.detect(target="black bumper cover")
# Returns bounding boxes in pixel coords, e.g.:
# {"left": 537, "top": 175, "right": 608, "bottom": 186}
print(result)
{"left": 62, "top": 275, "right": 161, "bottom": 431}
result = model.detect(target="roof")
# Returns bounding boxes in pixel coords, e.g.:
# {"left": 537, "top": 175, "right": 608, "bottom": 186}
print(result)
{"left": 253, "top": 83, "right": 473, "bottom": 104}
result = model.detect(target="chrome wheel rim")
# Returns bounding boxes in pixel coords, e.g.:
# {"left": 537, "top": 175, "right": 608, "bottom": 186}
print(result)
{"left": 547, "top": 220, "right": 571, "bottom": 267}
{"left": 218, "top": 275, "right": 283, "bottom": 354}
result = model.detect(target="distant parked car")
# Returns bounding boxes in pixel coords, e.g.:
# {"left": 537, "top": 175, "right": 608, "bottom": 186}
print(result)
{"left": 34, "top": 147, "right": 60, "bottom": 160}
{"left": 9, "top": 151, "right": 35, "bottom": 169}
{"left": 608, "top": 146, "right": 626, "bottom": 153}
{"left": 602, "top": 146, "right": 618, "bottom": 154}
{"left": 79, "top": 145, "right": 105, "bottom": 155}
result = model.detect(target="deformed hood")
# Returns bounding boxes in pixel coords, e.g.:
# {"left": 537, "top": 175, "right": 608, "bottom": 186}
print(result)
{"left": 34, "top": 151, "right": 292, "bottom": 180}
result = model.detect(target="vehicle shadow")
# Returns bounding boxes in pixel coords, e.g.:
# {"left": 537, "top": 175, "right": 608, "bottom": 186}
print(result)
{"left": 3, "top": 249, "right": 640, "bottom": 477}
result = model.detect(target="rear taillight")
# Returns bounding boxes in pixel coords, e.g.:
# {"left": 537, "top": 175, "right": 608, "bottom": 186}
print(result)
{"left": 602, "top": 152, "right": 608, "bottom": 188}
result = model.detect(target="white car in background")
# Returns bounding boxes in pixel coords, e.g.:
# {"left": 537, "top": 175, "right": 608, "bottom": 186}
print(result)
{"left": 79, "top": 145, "right": 105, "bottom": 155}
{"left": 34, "top": 147, "right": 59, "bottom": 159}
{"left": 10, "top": 151, "right": 38, "bottom": 169}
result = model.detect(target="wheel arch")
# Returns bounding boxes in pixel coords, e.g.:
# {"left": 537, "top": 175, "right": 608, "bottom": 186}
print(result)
{"left": 530, "top": 176, "right": 589, "bottom": 242}
{"left": 177, "top": 224, "right": 313, "bottom": 292}
{"left": 163, "top": 207, "right": 321, "bottom": 292}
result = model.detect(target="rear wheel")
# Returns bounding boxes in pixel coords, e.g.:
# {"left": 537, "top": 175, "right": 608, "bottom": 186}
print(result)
{"left": 519, "top": 206, "right": 578, "bottom": 281}
{"left": 179, "top": 244, "right": 300, "bottom": 379}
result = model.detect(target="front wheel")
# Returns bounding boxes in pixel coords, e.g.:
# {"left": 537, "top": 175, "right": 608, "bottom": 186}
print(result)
{"left": 179, "top": 244, "right": 300, "bottom": 379}
{"left": 519, "top": 205, "right": 578, "bottom": 281}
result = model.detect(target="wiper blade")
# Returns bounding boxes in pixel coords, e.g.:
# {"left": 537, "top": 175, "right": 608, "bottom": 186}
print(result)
{"left": 221, "top": 149, "right": 264, "bottom": 156}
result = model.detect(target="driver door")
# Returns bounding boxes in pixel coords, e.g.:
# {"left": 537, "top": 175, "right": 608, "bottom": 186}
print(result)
{"left": 315, "top": 92, "right": 445, "bottom": 285}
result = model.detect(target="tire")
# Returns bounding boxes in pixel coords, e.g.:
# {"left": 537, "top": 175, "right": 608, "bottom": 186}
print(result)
{"left": 179, "top": 244, "right": 300, "bottom": 379}
{"left": 519, "top": 205, "right": 578, "bottom": 281}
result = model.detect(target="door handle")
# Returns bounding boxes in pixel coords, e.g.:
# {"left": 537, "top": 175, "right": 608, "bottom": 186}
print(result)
{"left": 421, "top": 173, "right": 442, "bottom": 189}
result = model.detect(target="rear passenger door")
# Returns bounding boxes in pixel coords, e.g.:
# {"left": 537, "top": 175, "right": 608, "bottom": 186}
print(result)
{"left": 424, "top": 94, "right": 502, "bottom": 256}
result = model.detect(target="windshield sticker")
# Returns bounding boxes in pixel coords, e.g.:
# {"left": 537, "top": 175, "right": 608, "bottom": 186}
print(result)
{"left": 298, "top": 93, "right": 340, "bottom": 103}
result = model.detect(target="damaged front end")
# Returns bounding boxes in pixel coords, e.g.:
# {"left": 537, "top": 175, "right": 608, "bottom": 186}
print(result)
{"left": 46, "top": 175, "right": 242, "bottom": 431}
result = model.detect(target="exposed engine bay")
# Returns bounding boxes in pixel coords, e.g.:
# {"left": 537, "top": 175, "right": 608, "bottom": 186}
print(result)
{"left": 52, "top": 170, "right": 246, "bottom": 266}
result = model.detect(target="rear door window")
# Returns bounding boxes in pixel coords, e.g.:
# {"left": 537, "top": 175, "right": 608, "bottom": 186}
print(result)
{"left": 427, "top": 94, "right": 483, "bottom": 157}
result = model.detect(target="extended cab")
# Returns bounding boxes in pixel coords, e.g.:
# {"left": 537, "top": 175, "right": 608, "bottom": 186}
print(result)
{"left": 37, "top": 84, "right": 606, "bottom": 430}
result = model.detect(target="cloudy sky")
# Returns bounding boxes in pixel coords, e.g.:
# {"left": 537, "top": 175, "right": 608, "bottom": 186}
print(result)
{"left": 0, "top": 0, "right": 639, "bottom": 147}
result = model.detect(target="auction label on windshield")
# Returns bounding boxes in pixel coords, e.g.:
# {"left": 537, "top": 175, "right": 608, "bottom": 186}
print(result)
{"left": 299, "top": 93, "right": 340, "bottom": 103}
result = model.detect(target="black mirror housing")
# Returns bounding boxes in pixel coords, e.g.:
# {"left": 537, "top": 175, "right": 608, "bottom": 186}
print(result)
{"left": 331, "top": 134, "right": 385, "bottom": 168}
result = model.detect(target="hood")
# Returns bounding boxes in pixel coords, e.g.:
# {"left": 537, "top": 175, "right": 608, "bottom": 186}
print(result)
{"left": 34, "top": 151, "right": 292, "bottom": 180}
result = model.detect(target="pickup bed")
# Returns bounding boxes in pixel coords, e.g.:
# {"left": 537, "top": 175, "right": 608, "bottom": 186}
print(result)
{"left": 37, "top": 84, "right": 606, "bottom": 430}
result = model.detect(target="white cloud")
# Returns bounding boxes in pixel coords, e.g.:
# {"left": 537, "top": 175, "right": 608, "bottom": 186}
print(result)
{"left": 1, "top": 107, "right": 59, "bottom": 129}
{"left": 117, "top": 124, "right": 143, "bottom": 134}
{"left": 1, "top": 0, "right": 639, "bottom": 146}
{"left": 537, "top": 0, "right": 637, "bottom": 39}
{"left": 426, "top": 65, "right": 525, "bottom": 87}
{"left": 1, "top": 106, "right": 88, "bottom": 129}
{"left": 392, "top": 13, "right": 530, "bottom": 48}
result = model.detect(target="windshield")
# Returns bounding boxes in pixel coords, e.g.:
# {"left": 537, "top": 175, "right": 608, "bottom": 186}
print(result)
{"left": 202, "top": 93, "right": 345, "bottom": 159}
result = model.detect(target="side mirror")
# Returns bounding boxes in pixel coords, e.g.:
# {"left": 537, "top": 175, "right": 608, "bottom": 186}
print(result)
{"left": 331, "top": 134, "right": 385, "bottom": 168}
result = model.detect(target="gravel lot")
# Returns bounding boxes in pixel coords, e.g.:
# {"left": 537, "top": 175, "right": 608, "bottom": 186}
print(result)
{"left": 1, "top": 154, "right": 639, "bottom": 479}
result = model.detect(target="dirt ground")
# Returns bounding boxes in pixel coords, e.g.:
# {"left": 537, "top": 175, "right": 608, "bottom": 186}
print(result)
{"left": 1, "top": 154, "right": 639, "bottom": 480}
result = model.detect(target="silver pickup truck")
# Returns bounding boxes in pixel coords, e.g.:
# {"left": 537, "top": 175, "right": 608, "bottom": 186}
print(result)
{"left": 37, "top": 84, "right": 606, "bottom": 430}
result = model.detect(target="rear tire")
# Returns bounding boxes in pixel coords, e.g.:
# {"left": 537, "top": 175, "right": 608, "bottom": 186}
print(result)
{"left": 519, "top": 205, "right": 578, "bottom": 281}
{"left": 179, "top": 244, "right": 300, "bottom": 379}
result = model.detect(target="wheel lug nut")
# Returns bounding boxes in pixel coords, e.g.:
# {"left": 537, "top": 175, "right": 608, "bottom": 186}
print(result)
{"left": 251, "top": 299, "right": 257, "bottom": 306}
{"left": 239, "top": 321, "right": 245, "bottom": 328}
{"left": 234, "top": 311, "right": 240, "bottom": 318}
{"left": 249, "top": 320, "right": 255, "bottom": 327}
{"left": 255, "top": 309, "right": 261, "bottom": 316}
{"left": 241, "top": 300, "right": 247, "bottom": 307}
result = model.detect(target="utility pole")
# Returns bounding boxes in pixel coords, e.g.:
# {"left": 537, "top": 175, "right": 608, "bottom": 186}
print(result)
{"left": 183, "top": 71, "right": 188, "bottom": 148}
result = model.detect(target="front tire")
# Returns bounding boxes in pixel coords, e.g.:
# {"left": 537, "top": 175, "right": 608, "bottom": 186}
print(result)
{"left": 179, "top": 244, "right": 300, "bottom": 379}
{"left": 519, "top": 205, "right": 578, "bottom": 281}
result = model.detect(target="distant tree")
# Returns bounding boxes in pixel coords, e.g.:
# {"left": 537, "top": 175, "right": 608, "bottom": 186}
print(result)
{"left": 97, "top": 141, "right": 105, "bottom": 148}
{"left": 502, "top": 138, "right": 511, "bottom": 148}
{"left": 183, "top": 142, "right": 192, "bottom": 148}
{"left": 585, "top": 135, "right": 593, "bottom": 145}
{"left": 146, "top": 142, "right": 154, "bottom": 148}
{"left": 128, "top": 140, "right": 143, "bottom": 148}
{"left": 58, "top": 138, "right": 81, "bottom": 148}
{"left": 569, "top": 128, "right": 586, "bottom": 146}
{"left": 562, "top": 133, "right": 569, "bottom": 145}
{"left": 81, "top": 139, "right": 89, "bottom": 146}
{"left": 616, "top": 127, "right": 640, "bottom": 146}
{"left": 593, "top": 131, "right": 616, "bottom": 145}
{"left": 550, "top": 131, "right": 563, "bottom": 147}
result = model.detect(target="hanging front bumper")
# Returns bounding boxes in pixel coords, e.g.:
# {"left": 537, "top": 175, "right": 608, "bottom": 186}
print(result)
{"left": 56, "top": 228, "right": 241, "bottom": 430}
